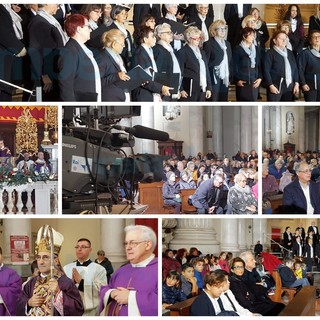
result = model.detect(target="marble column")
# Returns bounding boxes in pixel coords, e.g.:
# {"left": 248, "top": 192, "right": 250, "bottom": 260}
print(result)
{"left": 264, "top": 107, "right": 271, "bottom": 149}
{"left": 212, "top": 106, "right": 223, "bottom": 158}
{"left": 274, "top": 106, "right": 282, "bottom": 150}
{"left": 238, "top": 219, "right": 247, "bottom": 251}
{"left": 251, "top": 106, "right": 258, "bottom": 151}
{"left": 298, "top": 106, "right": 305, "bottom": 152}
{"left": 253, "top": 219, "right": 267, "bottom": 248}
{"left": 189, "top": 107, "right": 204, "bottom": 157}
{"left": 169, "top": 218, "right": 220, "bottom": 254}
{"left": 240, "top": 106, "right": 251, "bottom": 152}
{"left": 101, "top": 219, "right": 127, "bottom": 270}
{"left": 132, "top": 105, "right": 156, "bottom": 154}
{"left": 233, "top": 107, "right": 241, "bottom": 153}
{"left": 220, "top": 219, "right": 239, "bottom": 252}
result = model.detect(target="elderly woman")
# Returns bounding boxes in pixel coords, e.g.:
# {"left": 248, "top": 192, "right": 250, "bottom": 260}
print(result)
{"left": 153, "top": 23, "right": 182, "bottom": 100}
{"left": 176, "top": 26, "right": 212, "bottom": 101}
{"left": 232, "top": 27, "right": 262, "bottom": 101}
{"left": 264, "top": 30, "right": 299, "bottom": 102}
{"left": 58, "top": 14, "right": 101, "bottom": 101}
{"left": 106, "top": 5, "right": 132, "bottom": 69}
{"left": 229, "top": 257, "right": 285, "bottom": 316}
{"left": 179, "top": 170, "right": 196, "bottom": 189}
{"left": 227, "top": 173, "right": 257, "bottom": 214}
{"left": 298, "top": 30, "right": 320, "bottom": 101}
{"left": 95, "top": 29, "right": 130, "bottom": 101}
{"left": 132, "top": 26, "right": 172, "bottom": 101}
{"left": 203, "top": 20, "right": 232, "bottom": 101}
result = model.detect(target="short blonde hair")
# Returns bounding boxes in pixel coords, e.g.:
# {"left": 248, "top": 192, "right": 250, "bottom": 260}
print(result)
{"left": 101, "top": 29, "right": 125, "bottom": 48}
{"left": 241, "top": 15, "right": 255, "bottom": 28}
{"left": 184, "top": 26, "right": 202, "bottom": 42}
{"left": 208, "top": 20, "right": 227, "bottom": 37}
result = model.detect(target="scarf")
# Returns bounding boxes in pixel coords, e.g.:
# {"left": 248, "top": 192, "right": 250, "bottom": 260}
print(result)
{"left": 114, "top": 21, "right": 131, "bottom": 53}
{"left": 310, "top": 47, "right": 320, "bottom": 58}
{"left": 4, "top": 4, "right": 23, "bottom": 40}
{"left": 273, "top": 46, "right": 292, "bottom": 87}
{"left": 240, "top": 40, "right": 256, "bottom": 68}
{"left": 88, "top": 19, "right": 98, "bottom": 30}
{"left": 37, "top": 9, "right": 69, "bottom": 45}
{"left": 290, "top": 18, "right": 297, "bottom": 32}
{"left": 188, "top": 44, "right": 207, "bottom": 92}
{"left": 214, "top": 37, "right": 229, "bottom": 86}
{"left": 198, "top": 14, "right": 209, "bottom": 42}
{"left": 79, "top": 41, "right": 101, "bottom": 102}
{"left": 286, "top": 37, "right": 293, "bottom": 51}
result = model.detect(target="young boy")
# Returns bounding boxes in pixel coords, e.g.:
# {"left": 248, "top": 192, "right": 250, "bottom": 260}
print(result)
{"left": 181, "top": 263, "right": 199, "bottom": 298}
{"left": 192, "top": 257, "right": 205, "bottom": 290}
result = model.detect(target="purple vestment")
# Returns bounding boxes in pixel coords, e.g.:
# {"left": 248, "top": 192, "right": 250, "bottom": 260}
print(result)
{"left": 0, "top": 147, "right": 11, "bottom": 158}
{"left": 0, "top": 266, "right": 22, "bottom": 316}
{"left": 99, "top": 257, "right": 158, "bottom": 316}
{"left": 16, "top": 275, "right": 84, "bottom": 316}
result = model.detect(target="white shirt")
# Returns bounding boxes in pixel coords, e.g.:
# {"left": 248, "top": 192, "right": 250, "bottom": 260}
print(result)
{"left": 299, "top": 182, "right": 314, "bottom": 214}
{"left": 204, "top": 290, "right": 222, "bottom": 314}
{"left": 221, "top": 290, "right": 253, "bottom": 316}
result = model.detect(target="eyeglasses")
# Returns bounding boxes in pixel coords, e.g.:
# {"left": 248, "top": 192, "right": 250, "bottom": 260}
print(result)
{"left": 240, "top": 179, "right": 247, "bottom": 182}
{"left": 93, "top": 10, "right": 102, "bottom": 15}
{"left": 190, "top": 37, "right": 201, "bottom": 41}
{"left": 75, "top": 245, "right": 91, "bottom": 249}
{"left": 161, "top": 31, "right": 173, "bottom": 35}
{"left": 114, "top": 41, "right": 125, "bottom": 47}
{"left": 216, "top": 27, "right": 227, "bottom": 31}
{"left": 35, "top": 255, "right": 50, "bottom": 262}
{"left": 298, "top": 169, "right": 311, "bottom": 173}
{"left": 198, "top": 6, "right": 209, "bottom": 10}
{"left": 82, "top": 24, "right": 90, "bottom": 29}
{"left": 232, "top": 266, "right": 244, "bottom": 269}
{"left": 123, "top": 240, "right": 148, "bottom": 248}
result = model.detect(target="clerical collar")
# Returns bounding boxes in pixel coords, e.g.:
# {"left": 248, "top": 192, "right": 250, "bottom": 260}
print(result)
{"left": 40, "top": 273, "right": 49, "bottom": 278}
{"left": 131, "top": 253, "right": 155, "bottom": 268}
{"left": 76, "top": 259, "right": 92, "bottom": 266}
{"left": 0, "top": 263, "right": 3, "bottom": 270}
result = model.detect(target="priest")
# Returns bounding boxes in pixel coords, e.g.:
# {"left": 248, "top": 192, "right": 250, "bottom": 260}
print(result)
{"left": 0, "top": 246, "right": 22, "bottom": 316}
{"left": 16, "top": 225, "right": 84, "bottom": 316}
{"left": 99, "top": 225, "right": 158, "bottom": 316}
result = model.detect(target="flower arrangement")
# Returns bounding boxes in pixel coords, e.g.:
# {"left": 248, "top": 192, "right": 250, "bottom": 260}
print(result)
{"left": 0, "top": 165, "right": 57, "bottom": 190}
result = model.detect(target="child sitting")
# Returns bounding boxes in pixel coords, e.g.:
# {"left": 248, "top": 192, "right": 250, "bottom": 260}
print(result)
{"left": 191, "top": 257, "right": 205, "bottom": 290}
{"left": 293, "top": 259, "right": 313, "bottom": 285}
{"left": 219, "top": 251, "right": 230, "bottom": 273}
{"left": 181, "top": 263, "right": 199, "bottom": 298}
{"left": 162, "top": 270, "right": 187, "bottom": 310}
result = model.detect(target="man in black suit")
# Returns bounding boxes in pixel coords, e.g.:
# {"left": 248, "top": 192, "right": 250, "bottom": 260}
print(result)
{"left": 254, "top": 241, "right": 263, "bottom": 256}
{"left": 224, "top": 4, "right": 252, "bottom": 49}
{"left": 308, "top": 221, "right": 319, "bottom": 243}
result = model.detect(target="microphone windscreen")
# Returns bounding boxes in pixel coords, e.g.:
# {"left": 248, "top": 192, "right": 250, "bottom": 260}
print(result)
{"left": 133, "top": 125, "right": 169, "bottom": 141}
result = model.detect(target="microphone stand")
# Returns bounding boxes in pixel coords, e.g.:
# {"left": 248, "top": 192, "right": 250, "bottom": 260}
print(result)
{"left": 0, "top": 79, "right": 41, "bottom": 101}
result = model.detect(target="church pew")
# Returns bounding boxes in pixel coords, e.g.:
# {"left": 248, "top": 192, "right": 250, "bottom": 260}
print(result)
{"left": 138, "top": 181, "right": 166, "bottom": 213}
{"left": 166, "top": 296, "right": 197, "bottom": 316}
{"left": 180, "top": 189, "right": 197, "bottom": 213}
{"left": 278, "top": 286, "right": 316, "bottom": 316}
{"left": 268, "top": 194, "right": 283, "bottom": 213}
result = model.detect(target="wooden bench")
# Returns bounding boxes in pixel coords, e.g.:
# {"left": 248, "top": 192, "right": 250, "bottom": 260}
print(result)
{"left": 271, "top": 269, "right": 297, "bottom": 303}
{"left": 268, "top": 194, "right": 283, "bottom": 213}
{"left": 180, "top": 189, "right": 197, "bottom": 213}
{"left": 278, "top": 286, "right": 316, "bottom": 316}
{"left": 166, "top": 296, "right": 197, "bottom": 316}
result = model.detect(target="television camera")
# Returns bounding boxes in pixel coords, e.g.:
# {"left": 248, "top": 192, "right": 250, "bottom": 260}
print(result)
{"left": 62, "top": 106, "right": 169, "bottom": 214}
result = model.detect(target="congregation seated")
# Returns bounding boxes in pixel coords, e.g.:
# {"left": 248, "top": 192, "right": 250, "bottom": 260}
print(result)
{"left": 179, "top": 170, "right": 196, "bottom": 189}
{"left": 162, "top": 171, "right": 181, "bottom": 214}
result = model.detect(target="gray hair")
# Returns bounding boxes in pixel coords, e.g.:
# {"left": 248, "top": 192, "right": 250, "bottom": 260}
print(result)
{"left": 212, "top": 173, "right": 224, "bottom": 182}
{"left": 154, "top": 23, "right": 171, "bottom": 40}
{"left": 164, "top": 4, "right": 177, "bottom": 10}
{"left": 124, "top": 225, "right": 157, "bottom": 252}
{"left": 184, "top": 26, "right": 202, "bottom": 42}
{"left": 239, "top": 251, "right": 253, "bottom": 263}
{"left": 295, "top": 161, "right": 309, "bottom": 172}
{"left": 234, "top": 173, "right": 246, "bottom": 184}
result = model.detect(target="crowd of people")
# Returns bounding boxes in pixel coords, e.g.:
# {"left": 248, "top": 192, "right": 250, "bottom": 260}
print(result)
{"left": 0, "top": 224, "right": 158, "bottom": 316}
{"left": 162, "top": 150, "right": 258, "bottom": 214}
{"left": 2, "top": 4, "right": 320, "bottom": 102}
{"left": 262, "top": 149, "right": 320, "bottom": 213}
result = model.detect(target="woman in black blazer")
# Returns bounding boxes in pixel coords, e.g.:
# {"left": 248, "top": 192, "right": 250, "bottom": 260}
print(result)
{"left": 232, "top": 27, "right": 262, "bottom": 101}
{"left": 58, "top": 14, "right": 101, "bottom": 101}
{"left": 131, "top": 27, "right": 172, "bottom": 102}
{"left": 264, "top": 31, "right": 299, "bottom": 101}
{"left": 203, "top": 20, "right": 232, "bottom": 101}
{"left": 96, "top": 28, "right": 130, "bottom": 101}
{"left": 176, "top": 26, "right": 212, "bottom": 101}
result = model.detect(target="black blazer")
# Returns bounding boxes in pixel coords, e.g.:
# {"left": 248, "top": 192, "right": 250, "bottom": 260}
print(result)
{"left": 85, "top": 24, "right": 109, "bottom": 50}
{"left": 176, "top": 44, "right": 212, "bottom": 95}
{"left": 58, "top": 38, "right": 98, "bottom": 101}
{"left": 131, "top": 45, "right": 163, "bottom": 101}
{"left": 187, "top": 13, "right": 213, "bottom": 34}
{"left": 153, "top": 44, "right": 173, "bottom": 74}
{"left": 263, "top": 47, "right": 299, "bottom": 89}
{"left": 292, "top": 240, "right": 303, "bottom": 256}
{"left": 190, "top": 291, "right": 217, "bottom": 316}
{"left": 133, "top": 4, "right": 161, "bottom": 28}
{"left": 203, "top": 37, "right": 232, "bottom": 84}
{"left": 283, "top": 231, "right": 293, "bottom": 250}
{"left": 95, "top": 49, "right": 126, "bottom": 101}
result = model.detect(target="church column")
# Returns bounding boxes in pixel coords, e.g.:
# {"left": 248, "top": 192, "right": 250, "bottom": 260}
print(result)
{"left": 252, "top": 219, "right": 267, "bottom": 249}
{"left": 212, "top": 106, "right": 223, "bottom": 158}
{"left": 100, "top": 219, "right": 127, "bottom": 270}
{"left": 274, "top": 106, "right": 281, "bottom": 150}
{"left": 131, "top": 105, "right": 155, "bottom": 154}
{"left": 298, "top": 106, "right": 305, "bottom": 152}
{"left": 189, "top": 107, "right": 204, "bottom": 157}
{"left": 232, "top": 106, "right": 241, "bottom": 154}
{"left": 2, "top": 218, "right": 31, "bottom": 277}
{"left": 240, "top": 106, "right": 251, "bottom": 153}
{"left": 238, "top": 219, "right": 247, "bottom": 251}
{"left": 264, "top": 107, "right": 271, "bottom": 149}
{"left": 251, "top": 106, "right": 258, "bottom": 151}
{"left": 169, "top": 218, "right": 220, "bottom": 254}
{"left": 220, "top": 218, "right": 239, "bottom": 253}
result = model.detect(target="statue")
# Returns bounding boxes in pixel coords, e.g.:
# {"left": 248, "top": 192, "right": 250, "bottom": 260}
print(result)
{"left": 286, "top": 111, "right": 295, "bottom": 135}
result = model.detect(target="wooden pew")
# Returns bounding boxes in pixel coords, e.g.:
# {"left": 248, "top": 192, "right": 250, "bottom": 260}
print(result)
{"left": 271, "top": 270, "right": 297, "bottom": 303}
{"left": 180, "top": 189, "right": 197, "bottom": 213}
{"left": 278, "top": 286, "right": 316, "bottom": 316}
{"left": 268, "top": 194, "right": 283, "bottom": 213}
{"left": 166, "top": 296, "right": 197, "bottom": 316}
{"left": 138, "top": 181, "right": 165, "bottom": 213}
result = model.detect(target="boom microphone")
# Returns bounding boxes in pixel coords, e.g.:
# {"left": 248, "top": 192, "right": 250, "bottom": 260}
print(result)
{"left": 112, "top": 125, "right": 169, "bottom": 141}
